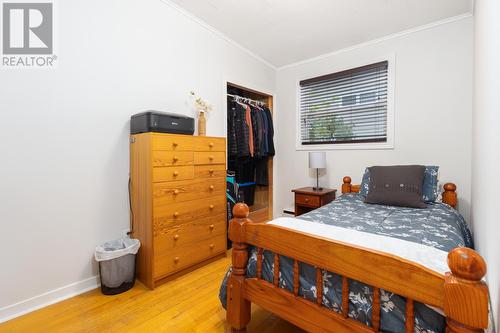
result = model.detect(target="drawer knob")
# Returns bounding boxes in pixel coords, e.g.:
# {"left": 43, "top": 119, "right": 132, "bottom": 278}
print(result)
{"left": 209, "top": 169, "right": 214, "bottom": 174}
{"left": 174, "top": 257, "right": 179, "bottom": 263}
{"left": 173, "top": 189, "right": 179, "bottom": 195}
{"left": 209, "top": 142, "right": 214, "bottom": 147}
{"left": 173, "top": 171, "right": 179, "bottom": 176}
{"left": 305, "top": 198, "right": 309, "bottom": 202}
{"left": 209, "top": 155, "right": 214, "bottom": 160}
{"left": 209, "top": 244, "right": 215, "bottom": 250}
{"left": 173, "top": 156, "right": 179, "bottom": 162}
{"left": 209, "top": 185, "right": 214, "bottom": 190}
{"left": 173, "top": 234, "right": 179, "bottom": 240}
{"left": 209, "top": 224, "right": 214, "bottom": 230}
{"left": 209, "top": 204, "right": 214, "bottom": 209}
{"left": 173, "top": 212, "right": 179, "bottom": 217}
{"left": 173, "top": 142, "right": 178, "bottom": 147}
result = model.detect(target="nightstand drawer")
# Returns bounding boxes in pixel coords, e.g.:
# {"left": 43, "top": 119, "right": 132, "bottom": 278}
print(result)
{"left": 295, "top": 194, "right": 320, "bottom": 207}
{"left": 292, "top": 187, "right": 337, "bottom": 217}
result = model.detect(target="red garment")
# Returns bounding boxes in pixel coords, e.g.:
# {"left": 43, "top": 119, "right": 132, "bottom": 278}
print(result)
{"left": 244, "top": 104, "right": 254, "bottom": 156}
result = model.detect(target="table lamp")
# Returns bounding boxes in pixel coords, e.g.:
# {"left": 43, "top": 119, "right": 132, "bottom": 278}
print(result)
{"left": 309, "top": 151, "right": 326, "bottom": 191}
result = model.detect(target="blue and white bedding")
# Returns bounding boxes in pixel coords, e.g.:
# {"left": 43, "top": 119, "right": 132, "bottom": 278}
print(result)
{"left": 219, "top": 193, "right": 473, "bottom": 333}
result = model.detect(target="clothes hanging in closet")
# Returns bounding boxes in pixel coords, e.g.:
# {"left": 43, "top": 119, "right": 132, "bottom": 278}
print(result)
{"left": 228, "top": 97, "right": 274, "bottom": 159}
{"left": 227, "top": 96, "right": 275, "bottom": 205}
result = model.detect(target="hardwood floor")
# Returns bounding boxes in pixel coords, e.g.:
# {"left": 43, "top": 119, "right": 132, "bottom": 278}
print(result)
{"left": 0, "top": 253, "right": 304, "bottom": 333}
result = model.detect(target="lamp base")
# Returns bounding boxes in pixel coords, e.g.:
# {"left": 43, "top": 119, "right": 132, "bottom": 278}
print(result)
{"left": 312, "top": 187, "right": 323, "bottom": 191}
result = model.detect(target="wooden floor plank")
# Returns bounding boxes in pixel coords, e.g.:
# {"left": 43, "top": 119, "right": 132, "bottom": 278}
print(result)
{"left": 0, "top": 255, "right": 304, "bottom": 333}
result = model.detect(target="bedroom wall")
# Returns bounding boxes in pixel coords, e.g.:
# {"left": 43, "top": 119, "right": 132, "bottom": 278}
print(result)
{"left": 472, "top": 0, "right": 500, "bottom": 330}
{"left": 0, "top": 0, "right": 275, "bottom": 321}
{"left": 275, "top": 17, "right": 473, "bottom": 222}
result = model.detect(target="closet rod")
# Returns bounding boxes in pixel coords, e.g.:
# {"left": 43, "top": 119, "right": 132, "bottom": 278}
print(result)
{"left": 227, "top": 93, "right": 266, "bottom": 106}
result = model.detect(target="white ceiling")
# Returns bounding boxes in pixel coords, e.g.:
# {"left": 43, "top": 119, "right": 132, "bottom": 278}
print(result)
{"left": 169, "top": 0, "right": 472, "bottom": 68}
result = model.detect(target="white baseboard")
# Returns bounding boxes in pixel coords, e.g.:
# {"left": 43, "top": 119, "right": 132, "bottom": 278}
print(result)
{"left": 0, "top": 276, "right": 100, "bottom": 323}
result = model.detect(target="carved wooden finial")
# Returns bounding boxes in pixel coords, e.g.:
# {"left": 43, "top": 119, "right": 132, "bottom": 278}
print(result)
{"left": 445, "top": 247, "right": 489, "bottom": 332}
{"left": 342, "top": 176, "right": 352, "bottom": 194}
{"left": 444, "top": 183, "right": 457, "bottom": 192}
{"left": 442, "top": 182, "right": 458, "bottom": 208}
{"left": 233, "top": 203, "right": 249, "bottom": 219}
{"left": 448, "top": 247, "right": 486, "bottom": 282}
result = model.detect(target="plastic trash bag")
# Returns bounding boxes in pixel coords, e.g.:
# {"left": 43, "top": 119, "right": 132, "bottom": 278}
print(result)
{"left": 94, "top": 238, "right": 140, "bottom": 262}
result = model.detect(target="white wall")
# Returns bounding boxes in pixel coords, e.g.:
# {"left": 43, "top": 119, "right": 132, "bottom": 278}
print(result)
{"left": 472, "top": 0, "right": 500, "bottom": 331}
{"left": 275, "top": 17, "right": 473, "bottom": 222}
{"left": 0, "top": 0, "right": 275, "bottom": 321}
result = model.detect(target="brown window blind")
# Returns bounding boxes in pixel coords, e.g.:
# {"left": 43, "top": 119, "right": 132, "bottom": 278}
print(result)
{"left": 299, "top": 61, "right": 388, "bottom": 145}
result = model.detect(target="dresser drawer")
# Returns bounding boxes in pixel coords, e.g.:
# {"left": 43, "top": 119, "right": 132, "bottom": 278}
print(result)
{"left": 153, "top": 196, "right": 226, "bottom": 228}
{"left": 154, "top": 214, "right": 226, "bottom": 249}
{"left": 152, "top": 134, "right": 193, "bottom": 151}
{"left": 153, "top": 201, "right": 196, "bottom": 227}
{"left": 153, "top": 178, "right": 225, "bottom": 205}
{"left": 193, "top": 196, "right": 226, "bottom": 219}
{"left": 152, "top": 151, "right": 193, "bottom": 167}
{"left": 295, "top": 194, "right": 320, "bottom": 207}
{"left": 154, "top": 235, "right": 226, "bottom": 278}
{"left": 194, "top": 151, "right": 225, "bottom": 165}
{"left": 193, "top": 137, "right": 226, "bottom": 152}
{"left": 194, "top": 164, "right": 226, "bottom": 179}
{"left": 152, "top": 165, "right": 194, "bottom": 183}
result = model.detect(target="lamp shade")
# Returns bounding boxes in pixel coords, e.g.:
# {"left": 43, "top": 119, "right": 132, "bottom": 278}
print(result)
{"left": 309, "top": 151, "right": 326, "bottom": 169}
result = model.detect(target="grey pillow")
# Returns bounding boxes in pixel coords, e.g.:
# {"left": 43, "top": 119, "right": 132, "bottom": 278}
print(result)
{"left": 365, "top": 165, "right": 426, "bottom": 208}
{"left": 360, "top": 165, "right": 440, "bottom": 202}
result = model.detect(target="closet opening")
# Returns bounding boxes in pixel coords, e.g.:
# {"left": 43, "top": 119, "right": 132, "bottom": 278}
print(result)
{"left": 226, "top": 82, "right": 274, "bottom": 227}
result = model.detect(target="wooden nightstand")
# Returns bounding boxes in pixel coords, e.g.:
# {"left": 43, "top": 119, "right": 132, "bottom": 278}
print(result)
{"left": 292, "top": 187, "right": 337, "bottom": 216}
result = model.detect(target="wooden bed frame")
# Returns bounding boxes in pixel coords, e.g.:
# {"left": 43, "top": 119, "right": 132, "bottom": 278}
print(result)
{"left": 226, "top": 177, "right": 489, "bottom": 333}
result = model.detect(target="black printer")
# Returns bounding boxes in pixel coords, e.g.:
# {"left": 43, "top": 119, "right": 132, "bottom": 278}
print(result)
{"left": 130, "top": 111, "right": 194, "bottom": 135}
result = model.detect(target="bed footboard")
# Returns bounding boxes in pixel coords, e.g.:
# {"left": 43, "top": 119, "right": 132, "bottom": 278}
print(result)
{"left": 226, "top": 203, "right": 489, "bottom": 333}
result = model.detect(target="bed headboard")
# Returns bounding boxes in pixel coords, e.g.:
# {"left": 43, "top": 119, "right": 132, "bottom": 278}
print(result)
{"left": 342, "top": 176, "right": 458, "bottom": 208}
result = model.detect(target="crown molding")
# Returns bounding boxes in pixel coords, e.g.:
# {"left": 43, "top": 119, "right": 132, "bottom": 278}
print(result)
{"left": 159, "top": 0, "right": 277, "bottom": 70}
{"left": 278, "top": 12, "right": 473, "bottom": 70}
{"left": 160, "top": 1, "right": 471, "bottom": 71}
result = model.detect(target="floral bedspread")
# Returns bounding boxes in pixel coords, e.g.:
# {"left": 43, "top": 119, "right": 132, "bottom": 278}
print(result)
{"left": 219, "top": 194, "right": 473, "bottom": 333}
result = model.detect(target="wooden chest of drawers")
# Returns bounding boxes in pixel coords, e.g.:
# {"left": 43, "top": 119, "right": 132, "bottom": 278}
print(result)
{"left": 130, "top": 133, "right": 227, "bottom": 289}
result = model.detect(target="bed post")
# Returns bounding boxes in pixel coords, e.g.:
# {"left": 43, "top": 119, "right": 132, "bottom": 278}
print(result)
{"left": 342, "top": 176, "right": 352, "bottom": 194}
{"left": 444, "top": 247, "right": 489, "bottom": 333}
{"left": 442, "top": 183, "right": 458, "bottom": 208}
{"left": 227, "top": 203, "right": 251, "bottom": 333}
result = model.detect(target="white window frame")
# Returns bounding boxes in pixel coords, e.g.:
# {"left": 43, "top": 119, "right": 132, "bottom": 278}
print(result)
{"left": 295, "top": 54, "right": 395, "bottom": 151}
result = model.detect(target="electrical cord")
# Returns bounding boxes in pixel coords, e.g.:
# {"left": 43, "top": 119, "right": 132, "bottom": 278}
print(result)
{"left": 128, "top": 176, "right": 134, "bottom": 236}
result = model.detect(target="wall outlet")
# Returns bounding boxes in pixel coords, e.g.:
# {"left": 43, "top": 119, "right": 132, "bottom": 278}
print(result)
{"left": 122, "top": 229, "right": 131, "bottom": 238}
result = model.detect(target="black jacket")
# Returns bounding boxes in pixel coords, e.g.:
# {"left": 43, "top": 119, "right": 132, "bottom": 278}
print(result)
{"left": 227, "top": 99, "right": 238, "bottom": 156}
{"left": 263, "top": 106, "right": 275, "bottom": 156}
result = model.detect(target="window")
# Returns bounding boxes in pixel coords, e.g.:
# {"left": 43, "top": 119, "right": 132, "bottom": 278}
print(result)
{"left": 299, "top": 61, "right": 389, "bottom": 146}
